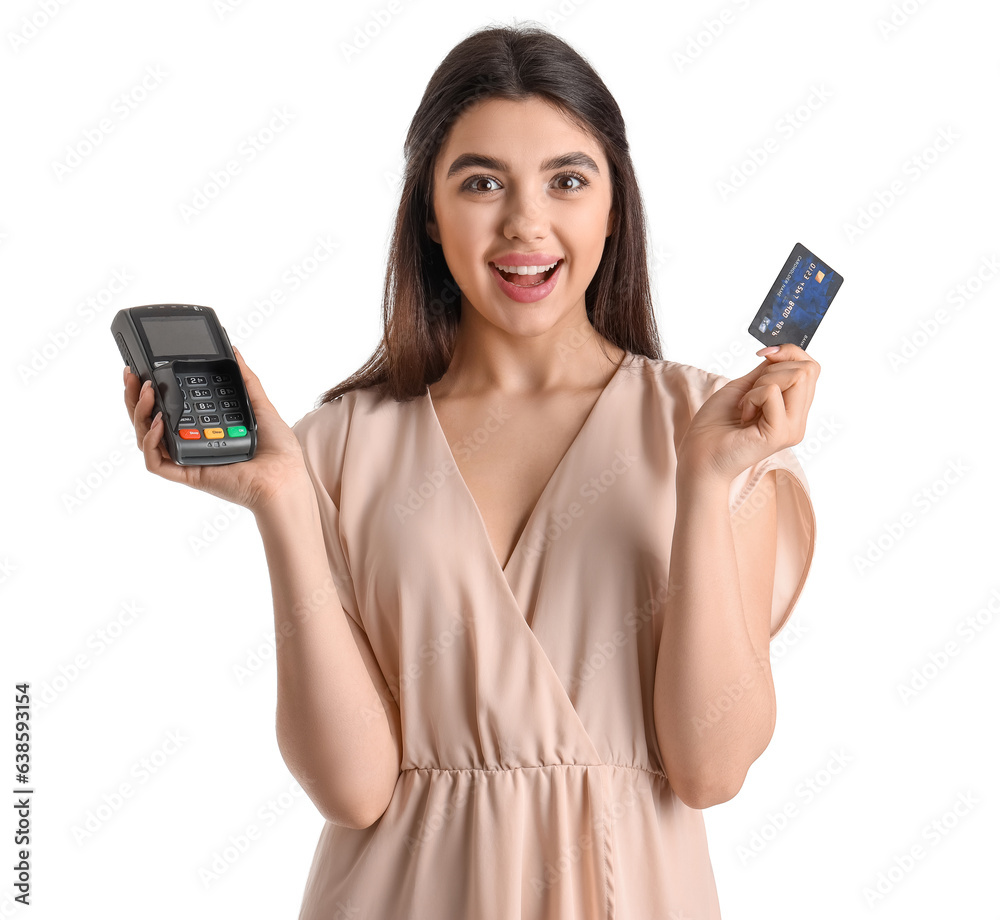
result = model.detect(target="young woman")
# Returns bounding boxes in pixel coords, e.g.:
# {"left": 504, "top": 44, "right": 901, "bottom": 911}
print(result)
{"left": 124, "top": 22, "right": 818, "bottom": 920}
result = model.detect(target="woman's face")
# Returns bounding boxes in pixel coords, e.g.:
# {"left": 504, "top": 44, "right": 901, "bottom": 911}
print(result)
{"left": 426, "top": 95, "right": 615, "bottom": 339}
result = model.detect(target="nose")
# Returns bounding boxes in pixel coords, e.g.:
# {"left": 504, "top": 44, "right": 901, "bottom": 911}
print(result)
{"left": 502, "top": 185, "right": 550, "bottom": 242}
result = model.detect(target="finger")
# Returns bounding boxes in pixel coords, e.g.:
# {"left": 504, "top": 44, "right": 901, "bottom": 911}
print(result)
{"left": 743, "top": 349, "right": 819, "bottom": 392}
{"left": 731, "top": 343, "right": 810, "bottom": 392}
{"left": 755, "top": 342, "right": 812, "bottom": 364}
{"left": 738, "top": 369, "right": 803, "bottom": 420}
{"left": 739, "top": 368, "right": 815, "bottom": 441}
{"left": 132, "top": 378, "right": 157, "bottom": 450}
{"left": 141, "top": 410, "right": 189, "bottom": 483}
{"left": 232, "top": 347, "right": 270, "bottom": 411}
{"left": 737, "top": 365, "right": 799, "bottom": 409}
{"left": 740, "top": 382, "right": 789, "bottom": 441}
{"left": 123, "top": 365, "right": 142, "bottom": 417}
{"left": 743, "top": 343, "right": 814, "bottom": 383}
{"left": 741, "top": 364, "right": 804, "bottom": 397}
{"left": 756, "top": 382, "right": 790, "bottom": 439}
{"left": 757, "top": 360, "right": 819, "bottom": 425}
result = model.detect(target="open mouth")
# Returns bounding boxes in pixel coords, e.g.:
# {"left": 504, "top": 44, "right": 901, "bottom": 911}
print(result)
{"left": 491, "top": 260, "right": 562, "bottom": 287}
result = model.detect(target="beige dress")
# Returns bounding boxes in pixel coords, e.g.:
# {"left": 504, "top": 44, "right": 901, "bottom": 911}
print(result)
{"left": 291, "top": 351, "right": 816, "bottom": 920}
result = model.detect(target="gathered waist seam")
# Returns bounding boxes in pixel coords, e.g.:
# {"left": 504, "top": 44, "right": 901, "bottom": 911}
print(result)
{"left": 400, "top": 762, "right": 667, "bottom": 779}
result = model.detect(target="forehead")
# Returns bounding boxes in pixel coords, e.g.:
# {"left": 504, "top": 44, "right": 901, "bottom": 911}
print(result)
{"left": 434, "top": 96, "right": 605, "bottom": 169}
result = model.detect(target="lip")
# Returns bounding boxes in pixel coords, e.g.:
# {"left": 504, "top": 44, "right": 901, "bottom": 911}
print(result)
{"left": 489, "top": 252, "right": 562, "bottom": 268}
{"left": 489, "top": 259, "right": 563, "bottom": 303}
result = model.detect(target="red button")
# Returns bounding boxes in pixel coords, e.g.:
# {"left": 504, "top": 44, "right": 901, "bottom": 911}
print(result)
{"left": 179, "top": 429, "right": 201, "bottom": 440}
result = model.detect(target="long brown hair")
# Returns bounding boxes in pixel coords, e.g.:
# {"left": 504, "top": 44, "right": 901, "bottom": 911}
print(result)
{"left": 320, "top": 21, "right": 662, "bottom": 405}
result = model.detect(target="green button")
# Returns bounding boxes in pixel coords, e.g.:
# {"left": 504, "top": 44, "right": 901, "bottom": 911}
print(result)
{"left": 226, "top": 426, "right": 247, "bottom": 438}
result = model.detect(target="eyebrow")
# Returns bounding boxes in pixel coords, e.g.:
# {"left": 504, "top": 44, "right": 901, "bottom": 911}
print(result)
{"left": 445, "top": 151, "right": 601, "bottom": 179}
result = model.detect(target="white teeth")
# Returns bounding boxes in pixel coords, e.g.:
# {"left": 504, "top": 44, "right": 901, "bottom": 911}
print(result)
{"left": 494, "top": 261, "right": 559, "bottom": 275}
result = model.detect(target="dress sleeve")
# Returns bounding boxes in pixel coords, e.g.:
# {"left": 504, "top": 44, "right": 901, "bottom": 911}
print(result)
{"left": 727, "top": 446, "right": 816, "bottom": 641}
{"left": 290, "top": 397, "right": 363, "bottom": 631}
{"left": 696, "top": 368, "right": 817, "bottom": 642}
{"left": 292, "top": 395, "right": 403, "bottom": 735}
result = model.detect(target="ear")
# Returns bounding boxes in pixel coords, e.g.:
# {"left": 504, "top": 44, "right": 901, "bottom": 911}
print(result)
{"left": 426, "top": 212, "right": 441, "bottom": 244}
{"left": 605, "top": 207, "right": 616, "bottom": 238}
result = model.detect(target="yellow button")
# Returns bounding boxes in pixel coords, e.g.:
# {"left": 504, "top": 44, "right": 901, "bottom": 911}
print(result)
{"left": 204, "top": 428, "right": 225, "bottom": 439}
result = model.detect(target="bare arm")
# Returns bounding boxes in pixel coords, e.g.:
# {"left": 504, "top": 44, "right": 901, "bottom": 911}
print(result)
{"left": 653, "top": 464, "right": 778, "bottom": 810}
{"left": 123, "top": 353, "right": 400, "bottom": 829}
{"left": 655, "top": 344, "right": 819, "bottom": 809}
{"left": 254, "top": 481, "right": 402, "bottom": 829}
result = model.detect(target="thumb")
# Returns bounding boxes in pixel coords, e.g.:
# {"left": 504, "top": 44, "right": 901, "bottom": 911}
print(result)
{"left": 723, "top": 355, "right": 774, "bottom": 396}
{"left": 729, "top": 343, "right": 800, "bottom": 391}
{"left": 233, "top": 346, "right": 274, "bottom": 411}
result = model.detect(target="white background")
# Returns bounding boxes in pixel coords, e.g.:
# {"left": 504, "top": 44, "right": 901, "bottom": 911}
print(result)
{"left": 2, "top": 0, "right": 998, "bottom": 917}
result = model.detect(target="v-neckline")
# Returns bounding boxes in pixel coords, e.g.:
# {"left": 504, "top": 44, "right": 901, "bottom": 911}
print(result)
{"left": 425, "top": 351, "right": 631, "bottom": 578}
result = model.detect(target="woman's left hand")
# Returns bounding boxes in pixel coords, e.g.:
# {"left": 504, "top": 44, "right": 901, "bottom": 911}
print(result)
{"left": 677, "top": 343, "right": 821, "bottom": 483}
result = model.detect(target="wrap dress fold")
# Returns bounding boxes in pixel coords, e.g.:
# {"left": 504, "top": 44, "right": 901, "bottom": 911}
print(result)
{"left": 291, "top": 351, "right": 816, "bottom": 920}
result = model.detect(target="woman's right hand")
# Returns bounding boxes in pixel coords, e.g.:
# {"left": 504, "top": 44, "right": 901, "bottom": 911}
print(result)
{"left": 123, "top": 347, "right": 312, "bottom": 515}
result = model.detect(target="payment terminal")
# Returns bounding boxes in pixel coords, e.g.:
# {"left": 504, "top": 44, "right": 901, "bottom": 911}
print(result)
{"left": 111, "top": 304, "right": 257, "bottom": 465}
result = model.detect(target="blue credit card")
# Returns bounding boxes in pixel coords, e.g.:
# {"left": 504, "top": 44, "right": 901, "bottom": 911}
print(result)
{"left": 748, "top": 242, "right": 844, "bottom": 350}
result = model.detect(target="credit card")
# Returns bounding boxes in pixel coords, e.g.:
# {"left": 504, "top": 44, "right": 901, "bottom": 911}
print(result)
{"left": 748, "top": 242, "right": 844, "bottom": 350}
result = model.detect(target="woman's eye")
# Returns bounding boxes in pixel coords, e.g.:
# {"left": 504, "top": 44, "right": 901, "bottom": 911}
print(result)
{"left": 555, "top": 173, "right": 588, "bottom": 192}
{"left": 466, "top": 176, "right": 501, "bottom": 193}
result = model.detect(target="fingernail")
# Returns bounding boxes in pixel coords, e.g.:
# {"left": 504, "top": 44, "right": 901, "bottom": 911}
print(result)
{"left": 152, "top": 411, "right": 162, "bottom": 426}
{"left": 756, "top": 345, "right": 779, "bottom": 355}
